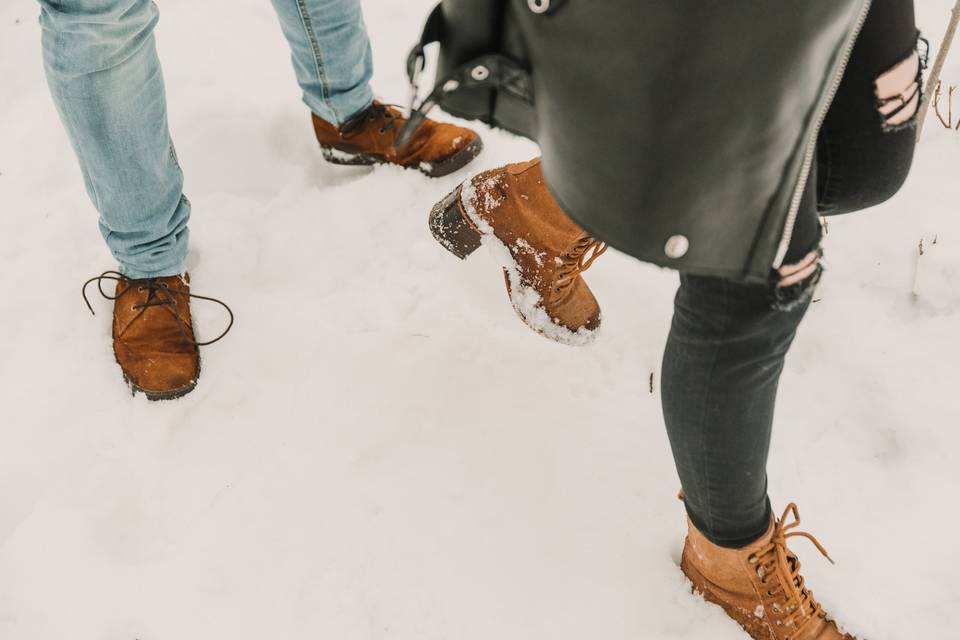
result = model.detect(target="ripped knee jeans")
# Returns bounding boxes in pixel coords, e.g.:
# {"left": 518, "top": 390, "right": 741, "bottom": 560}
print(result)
{"left": 662, "top": 0, "right": 922, "bottom": 547}
{"left": 774, "top": 12, "right": 926, "bottom": 310}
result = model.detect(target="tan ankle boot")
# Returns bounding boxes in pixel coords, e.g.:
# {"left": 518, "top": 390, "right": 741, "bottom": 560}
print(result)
{"left": 429, "top": 157, "right": 607, "bottom": 345}
{"left": 681, "top": 504, "right": 856, "bottom": 640}
{"left": 312, "top": 101, "right": 482, "bottom": 178}
{"left": 83, "top": 272, "right": 232, "bottom": 401}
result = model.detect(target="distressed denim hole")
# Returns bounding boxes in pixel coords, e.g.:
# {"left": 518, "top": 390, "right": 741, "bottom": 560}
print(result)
{"left": 777, "top": 250, "right": 820, "bottom": 288}
{"left": 770, "top": 249, "right": 823, "bottom": 312}
{"left": 876, "top": 49, "right": 923, "bottom": 130}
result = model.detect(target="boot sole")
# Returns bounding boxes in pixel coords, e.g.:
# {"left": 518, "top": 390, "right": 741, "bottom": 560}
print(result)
{"left": 321, "top": 137, "right": 483, "bottom": 178}
{"left": 428, "top": 186, "right": 599, "bottom": 347}
{"left": 133, "top": 380, "right": 198, "bottom": 401}
{"left": 117, "top": 356, "right": 201, "bottom": 402}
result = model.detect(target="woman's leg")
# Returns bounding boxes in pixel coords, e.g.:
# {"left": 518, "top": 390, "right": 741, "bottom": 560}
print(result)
{"left": 39, "top": 0, "right": 189, "bottom": 279}
{"left": 662, "top": 0, "right": 920, "bottom": 548}
{"left": 818, "top": 0, "right": 922, "bottom": 215}
{"left": 662, "top": 273, "right": 811, "bottom": 547}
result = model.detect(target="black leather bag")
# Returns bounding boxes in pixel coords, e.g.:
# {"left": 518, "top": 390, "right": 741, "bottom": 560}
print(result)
{"left": 403, "top": 0, "right": 870, "bottom": 282}
{"left": 403, "top": 1, "right": 536, "bottom": 138}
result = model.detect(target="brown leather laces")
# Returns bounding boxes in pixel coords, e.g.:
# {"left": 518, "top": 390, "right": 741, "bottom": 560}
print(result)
{"left": 554, "top": 235, "right": 607, "bottom": 300}
{"left": 82, "top": 271, "right": 233, "bottom": 347}
{"left": 748, "top": 503, "right": 835, "bottom": 636}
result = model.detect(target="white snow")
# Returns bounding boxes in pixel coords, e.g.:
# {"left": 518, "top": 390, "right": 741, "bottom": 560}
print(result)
{"left": 514, "top": 238, "right": 546, "bottom": 267}
{"left": 1, "top": 1, "right": 959, "bottom": 639}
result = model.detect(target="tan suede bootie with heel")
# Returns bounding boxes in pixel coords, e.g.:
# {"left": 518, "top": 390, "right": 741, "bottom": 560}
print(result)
{"left": 429, "top": 157, "right": 607, "bottom": 345}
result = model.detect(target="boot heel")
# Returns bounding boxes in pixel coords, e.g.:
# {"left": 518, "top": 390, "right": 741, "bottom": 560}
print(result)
{"left": 429, "top": 188, "right": 482, "bottom": 260}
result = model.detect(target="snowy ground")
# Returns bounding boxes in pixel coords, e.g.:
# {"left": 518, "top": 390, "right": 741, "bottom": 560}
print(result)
{"left": 1, "top": 1, "right": 959, "bottom": 638}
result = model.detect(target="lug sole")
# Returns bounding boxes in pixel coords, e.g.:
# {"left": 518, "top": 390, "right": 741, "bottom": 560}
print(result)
{"left": 321, "top": 137, "right": 483, "bottom": 178}
{"left": 424, "top": 137, "right": 484, "bottom": 178}
{"left": 320, "top": 146, "right": 380, "bottom": 167}
{"left": 136, "top": 380, "right": 198, "bottom": 402}
{"left": 119, "top": 359, "right": 201, "bottom": 402}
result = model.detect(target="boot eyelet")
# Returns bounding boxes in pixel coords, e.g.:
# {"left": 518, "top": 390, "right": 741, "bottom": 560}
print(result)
{"left": 137, "top": 286, "right": 144, "bottom": 292}
{"left": 747, "top": 555, "right": 758, "bottom": 564}
{"left": 378, "top": 127, "right": 387, "bottom": 134}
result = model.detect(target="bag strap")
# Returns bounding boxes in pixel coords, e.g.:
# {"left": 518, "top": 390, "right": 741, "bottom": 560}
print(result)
{"left": 405, "top": 3, "right": 444, "bottom": 92}
{"left": 397, "top": 3, "right": 533, "bottom": 145}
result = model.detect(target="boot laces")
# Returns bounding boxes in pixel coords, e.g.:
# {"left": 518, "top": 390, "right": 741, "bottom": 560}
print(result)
{"left": 554, "top": 235, "right": 607, "bottom": 299}
{"left": 339, "top": 103, "right": 403, "bottom": 140}
{"left": 748, "top": 503, "right": 835, "bottom": 635}
{"left": 82, "top": 271, "right": 233, "bottom": 347}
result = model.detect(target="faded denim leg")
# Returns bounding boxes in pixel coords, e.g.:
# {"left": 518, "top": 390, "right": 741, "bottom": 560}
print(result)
{"left": 270, "top": 0, "right": 374, "bottom": 125}
{"left": 39, "top": 0, "right": 189, "bottom": 279}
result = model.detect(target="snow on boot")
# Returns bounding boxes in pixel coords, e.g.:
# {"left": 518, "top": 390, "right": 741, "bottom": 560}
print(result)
{"left": 681, "top": 503, "right": 857, "bottom": 640}
{"left": 429, "top": 157, "right": 607, "bottom": 346}
{"left": 82, "top": 272, "right": 233, "bottom": 401}
{"left": 312, "top": 101, "right": 482, "bottom": 178}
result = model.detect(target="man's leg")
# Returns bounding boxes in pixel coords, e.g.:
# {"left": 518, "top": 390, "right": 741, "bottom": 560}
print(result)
{"left": 39, "top": 0, "right": 188, "bottom": 279}
{"left": 269, "top": 0, "right": 373, "bottom": 125}
{"left": 40, "top": 0, "right": 231, "bottom": 400}
{"left": 269, "top": 0, "right": 483, "bottom": 178}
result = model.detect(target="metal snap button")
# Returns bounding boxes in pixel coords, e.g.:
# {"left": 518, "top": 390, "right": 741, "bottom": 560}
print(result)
{"left": 442, "top": 79, "right": 461, "bottom": 93}
{"left": 470, "top": 65, "right": 490, "bottom": 81}
{"left": 528, "top": 0, "right": 550, "bottom": 13}
{"left": 664, "top": 235, "right": 690, "bottom": 259}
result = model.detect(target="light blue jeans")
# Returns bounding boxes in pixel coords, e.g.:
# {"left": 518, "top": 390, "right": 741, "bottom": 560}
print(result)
{"left": 38, "top": 0, "right": 374, "bottom": 278}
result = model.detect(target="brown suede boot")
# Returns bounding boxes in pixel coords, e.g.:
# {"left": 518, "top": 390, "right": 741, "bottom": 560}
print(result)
{"left": 681, "top": 504, "right": 856, "bottom": 640}
{"left": 312, "top": 101, "right": 482, "bottom": 178}
{"left": 428, "top": 157, "right": 607, "bottom": 345}
{"left": 82, "top": 272, "right": 233, "bottom": 401}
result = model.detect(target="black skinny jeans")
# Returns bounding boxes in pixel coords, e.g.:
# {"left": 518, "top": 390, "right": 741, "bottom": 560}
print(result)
{"left": 662, "top": 0, "right": 920, "bottom": 548}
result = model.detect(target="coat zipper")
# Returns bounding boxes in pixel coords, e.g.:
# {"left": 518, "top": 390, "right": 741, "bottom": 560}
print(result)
{"left": 772, "top": 0, "right": 873, "bottom": 269}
